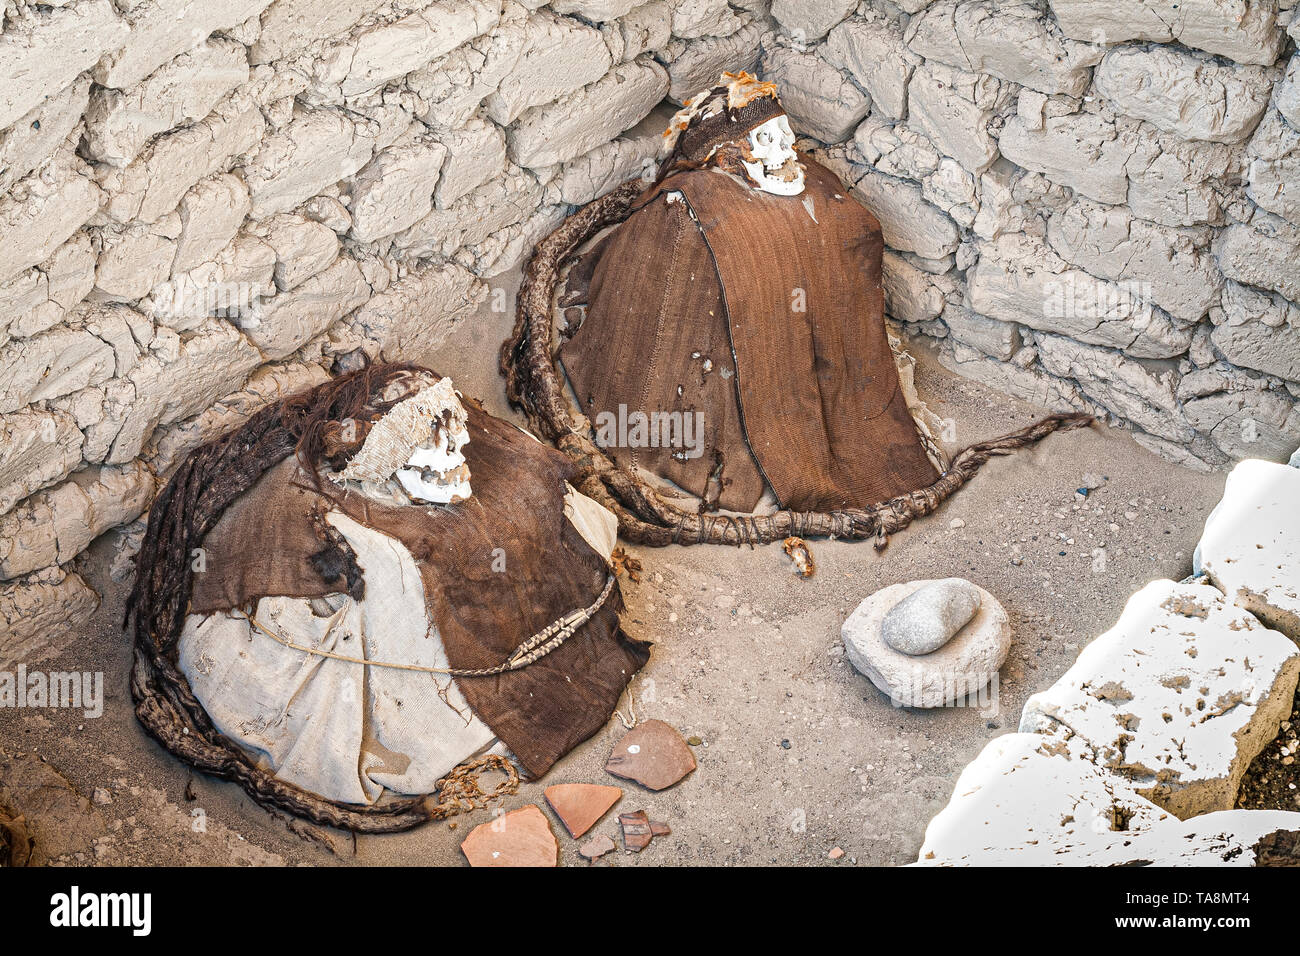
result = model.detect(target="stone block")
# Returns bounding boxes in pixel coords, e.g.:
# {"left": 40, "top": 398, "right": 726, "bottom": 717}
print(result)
{"left": 0, "top": 0, "right": 126, "bottom": 129}
{"left": 506, "top": 59, "right": 667, "bottom": 168}
{"left": 1095, "top": 45, "right": 1272, "bottom": 144}
{"left": 907, "top": 0, "right": 1102, "bottom": 97}
{"left": 761, "top": 45, "right": 870, "bottom": 144}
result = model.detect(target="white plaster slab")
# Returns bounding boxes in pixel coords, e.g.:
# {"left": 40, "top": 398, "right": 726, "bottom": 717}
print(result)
{"left": 1196, "top": 457, "right": 1300, "bottom": 640}
{"left": 1020, "top": 579, "right": 1300, "bottom": 818}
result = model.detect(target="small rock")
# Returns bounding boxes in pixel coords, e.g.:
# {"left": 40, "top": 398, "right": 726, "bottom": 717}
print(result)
{"left": 828, "top": 846, "right": 844, "bottom": 859}
{"left": 949, "top": 518, "right": 965, "bottom": 529}
{"left": 92, "top": 788, "right": 112, "bottom": 806}
{"left": 881, "top": 577, "right": 983, "bottom": 655}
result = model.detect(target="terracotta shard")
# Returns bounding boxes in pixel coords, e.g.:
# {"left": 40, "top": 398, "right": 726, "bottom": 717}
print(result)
{"left": 649, "top": 819, "right": 671, "bottom": 837}
{"left": 605, "top": 719, "right": 697, "bottom": 790}
{"left": 544, "top": 783, "right": 623, "bottom": 838}
{"left": 460, "top": 804, "right": 557, "bottom": 868}
{"left": 579, "top": 833, "right": 617, "bottom": 860}
{"left": 619, "top": 810, "right": 653, "bottom": 852}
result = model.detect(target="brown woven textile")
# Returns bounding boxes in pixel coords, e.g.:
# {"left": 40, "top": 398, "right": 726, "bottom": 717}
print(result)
{"left": 561, "top": 185, "right": 760, "bottom": 509}
{"left": 560, "top": 156, "right": 938, "bottom": 512}
{"left": 189, "top": 390, "right": 649, "bottom": 780}
{"left": 677, "top": 90, "right": 784, "bottom": 162}
{"left": 504, "top": 177, "right": 1093, "bottom": 548}
{"left": 0, "top": 806, "right": 32, "bottom": 867}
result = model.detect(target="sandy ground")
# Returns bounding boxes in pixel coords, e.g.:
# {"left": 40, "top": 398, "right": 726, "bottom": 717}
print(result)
{"left": 1, "top": 269, "right": 1229, "bottom": 867}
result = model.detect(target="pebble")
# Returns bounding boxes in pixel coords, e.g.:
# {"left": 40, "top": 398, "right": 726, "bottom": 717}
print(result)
{"left": 881, "top": 578, "right": 983, "bottom": 655}
{"left": 949, "top": 518, "right": 965, "bottom": 529}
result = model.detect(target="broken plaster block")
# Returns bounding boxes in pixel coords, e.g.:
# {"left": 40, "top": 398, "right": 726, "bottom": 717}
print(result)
{"left": 1020, "top": 579, "right": 1300, "bottom": 820}
{"left": 1134, "top": 810, "right": 1300, "bottom": 866}
{"left": 1196, "top": 459, "right": 1300, "bottom": 641}
{"left": 915, "top": 732, "right": 1174, "bottom": 866}
{"left": 916, "top": 732, "right": 1300, "bottom": 865}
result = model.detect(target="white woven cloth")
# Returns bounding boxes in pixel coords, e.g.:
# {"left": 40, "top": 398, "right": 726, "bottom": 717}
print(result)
{"left": 178, "top": 484, "right": 617, "bottom": 805}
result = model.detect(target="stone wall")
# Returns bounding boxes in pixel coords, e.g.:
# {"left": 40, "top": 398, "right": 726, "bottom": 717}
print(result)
{"left": 0, "top": 0, "right": 769, "bottom": 659}
{"left": 768, "top": 0, "right": 1300, "bottom": 476}
{"left": 3, "top": 0, "right": 1299, "bottom": 657}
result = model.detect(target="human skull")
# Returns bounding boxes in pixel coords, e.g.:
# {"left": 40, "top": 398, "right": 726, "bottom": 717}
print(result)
{"left": 332, "top": 376, "right": 473, "bottom": 505}
{"left": 395, "top": 416, "right": 471, "bottom": 504}
{"left": 740, "top": 115, "right": 804, "bottom": 196}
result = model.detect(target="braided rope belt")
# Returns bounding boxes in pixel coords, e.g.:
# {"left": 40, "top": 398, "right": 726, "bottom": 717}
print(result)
{"left": 235, "top": 572, "right": 617, "bottom": 676}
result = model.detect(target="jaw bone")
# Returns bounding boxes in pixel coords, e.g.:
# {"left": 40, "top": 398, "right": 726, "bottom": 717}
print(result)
{"left": 396, "top": 433, "right": 472, "bottom": 505}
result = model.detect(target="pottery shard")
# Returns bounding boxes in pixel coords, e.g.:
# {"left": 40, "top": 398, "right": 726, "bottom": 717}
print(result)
{"left": 619, "top": 810, "right": 654, "bottom": 851}
{"left": 605, "top": 719, "right": 697, "bottom": 790}
{"left": 460, "top": 804, "right": 557, "bottom": 867}
{"left": 579, "top": 833, "right": 617, "bottom": 860}
{"left": 544, "top": 783, "right": 622, "bottom": 838}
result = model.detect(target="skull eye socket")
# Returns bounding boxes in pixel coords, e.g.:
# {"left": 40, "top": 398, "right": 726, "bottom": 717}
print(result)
{"left": 755, "top": 129, "right": 772, "bottom": 146}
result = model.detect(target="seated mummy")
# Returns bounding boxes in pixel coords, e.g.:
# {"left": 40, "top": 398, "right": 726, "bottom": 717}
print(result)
{"left": 559, "top": 72, "right": 947, "bottom": 514}
{"left": 178, "top": 370, "right": 646, "bottom": 805}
